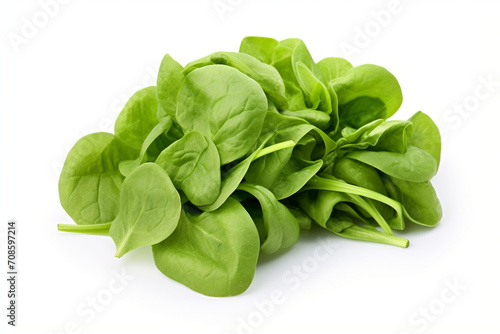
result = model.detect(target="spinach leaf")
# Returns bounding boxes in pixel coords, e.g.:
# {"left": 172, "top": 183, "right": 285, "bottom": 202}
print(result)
{"left": 238, "top": 183, "right": 300, "bottom": 254}
{"left": 200, "top": 139, "right": 295, "bottom": 212}
{"left": 176, "top": 65, "right": 268, "bottom": 164}
{"left": 331, "top": 64, "right": 403, "bottom": 129}
{"left": 152, "top": 198, "right": 259, "bottom": 297}
{"left": 281, "top": 109, "right": 331, "bottom": 130}
{"left": 59, "top": 132, "right": 136, "bottom": 225}
{"left": 157, "top": 54, "right": 184, "bottom": 121}
{"left": 114, "top": 86, "right": 161, "bottom": 153}
{"left": 305, "top": 175, "right": 405, "bottom": 230}
{"left": 184, "top": 51, "right": 288, "bottom": 110}
{"left": 317, "top": 57, "right": 353, "bottom": 84}
{"left": 269, "top": 156, "right": 323, "bottom": 200}
{"left": 408, "top": 111, "right": 441, "bottom": 168}
{"left": 119, "top": 116, "right": 173, "bottom": 177}
{"left": 295, "top": 61, "right": 332, "bottom": 113}
{"left": 346, "top": 146, "right": 437, "bottom": 182}
{"left": 239, "top": 36, "right": 278, "bottom": 64}
{"left": 109, "top": 163, "right": 181, "bottom": 257}
{"left": 245, "top": 111, "right": 335, "bottom": 191}
{"left": 331, "top": 157, "right": 393, "bottom": 219}
{"left": 155, "top": 131, "right": 221, "bottom": 206}
{"left": 382, "top": 175, "right": 442, "bottom": 227}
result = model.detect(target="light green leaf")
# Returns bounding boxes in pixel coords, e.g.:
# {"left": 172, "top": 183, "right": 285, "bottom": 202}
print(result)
{"left": 114, "top": 86, "right": 160, "bottom": 152}
{"left": 176, "top": 65, "right": 268, "bottom": 164}
{"left": 152, "top": 198, "right": 260, "bottom": 297}
{"left": 238, "top": 183, "right": 300, "bottom": 254}
{"left": 59, "top": 132, "right": 136, "bottom": 225}
{"left": 110, "top": 163, "right": 181, "bottom": 257}
{"left": 156, "top": 131, "right": 221, "bottom": 206}
{"left": 346, "top": 146, "right": 438, "bottom": 182}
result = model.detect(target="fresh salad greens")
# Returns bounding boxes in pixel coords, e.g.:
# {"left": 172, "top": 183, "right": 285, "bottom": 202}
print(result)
{"left": 58, "top": 36, "right": 442, "bottom": 297}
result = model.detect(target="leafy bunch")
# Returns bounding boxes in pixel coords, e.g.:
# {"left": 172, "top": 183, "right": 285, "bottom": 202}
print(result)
{"left": 58, "top": 37, "right": 442, "bottom": 297}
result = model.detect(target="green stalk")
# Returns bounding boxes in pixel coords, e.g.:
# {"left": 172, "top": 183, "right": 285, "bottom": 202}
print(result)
{"left": 336, "top": 225, "right": 409, "bottom": 248}
{"left": 253, "top": 140, "right": 295, "bottom": 160}
{"left": 347, "top": 194, "right": 393, "bottom": 235}
{"left": 306, "top": 175, "right": 405, "bottom": 230}
{"left": 57, "top": 223, "right": 112, "bottom": 236}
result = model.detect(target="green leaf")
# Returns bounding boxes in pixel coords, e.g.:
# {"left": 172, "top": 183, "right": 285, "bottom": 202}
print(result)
{"left": 246, "top": 112, "right": 335, "bottom": 190}
{"left": 317, "top": 57, "right": 353, "bottom": 84}
{"left": 386, "top": 176, "right": 442, "bottom": 227}
{"left": 199, "top": 139, "right": 294, "bottom": 212}
{"left": 269, "top": 157, "right": 323, "bottom": 200}
{"left": 295, "top": 61, "right": 332, "bottom": 113}
{"left": 59, "top": 132, "right": 136, "bottom": 225}
{"left": 346, "top": 146, "right": 438, "bottom": 182}
{"left": 238, "top": 183, "right": 300, "bottom": 254}
{"left": 119, "top": 116, "right": 173, "bottom": 177}
{"left": 152, "top": 198, "right": 260, "bottom": 297}
{"left": 109, "top": 163, "right": 181, "bottom": 257}
{"left": 156, "top": 131, "right": 221, "bottom": 206}
{"left": 305, "top": 175, "right": 406, "bottom": 230}
{"left": 176, "top": 65, "right": 268, "bottom": 164}
{"left": 331, "top": 157, "right": 393, "bottom": 219}
{"left": 332, "top": 64, "right": 403, "bottom": 128}
{"left": 408, "top": 111, "right": 441, "bottom": 168}
{"left": 184, "top": 51, "right": 288, "bottom": 110}
{"left": 339, "top": 120, "right": 414, "bottom": 154}
{"left": 239, "top": 36, "right": 278, "bottom": 64}
{"left": 114, "top": 86, "right": 160, "bottom": 152}
{"left": 157, "top": 54, "right": 184, "bottom": 121}
{"left": 281, "top": 109, "right": 331, "bottom": 130}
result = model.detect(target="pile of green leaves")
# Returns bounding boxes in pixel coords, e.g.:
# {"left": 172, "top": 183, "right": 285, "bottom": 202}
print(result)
{"left": 58, "top": 36, "right": 442, "bottom": 297}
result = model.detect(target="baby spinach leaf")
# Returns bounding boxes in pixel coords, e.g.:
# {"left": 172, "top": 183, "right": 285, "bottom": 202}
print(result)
{"left": 152, "top": 198, "right": 260, "bottom": 297}
{"left": 114, "top": 86, "right": 160, "bottom": 153}
{"left": 299, "top": 188, "right": 392, "bottom": 235}
{"left": 184, "top": 51, "right": 288, "bottom": 110}
{"left": 281, "top": 109, "right": 331, "bottom": 130}
{"left": 288, "top": 207, "right": 312, "bottom": 231}
{"left": 155, "top": 131, "right": 221, "bottom": 206}
{"left": 331, "top": 64, "right": 403, "bottom": 128}
{"left": 408, "top": 111, "right": 441, "bottom": 168}
{"left": 109, "top": 163, "right": 181, "bottom": 257}
{"left": 199, "top": 139, "right": 294, "bottom": 212}
{"left": 239, "top": 36, "right": 278, "bottom": 64}
{"left": 269, "top": 157, "right": 323, "bottom": 200}
{"left": 176, "top": 65, "right": 268, "bottom": 164}
{"left": 331, "top": 157, "right": 393, "bottom": 219}
{"left": 385, "top": 176, "right": 442, "bottom": 227}
{"left": 346, "top": 146, "right": 438, "bottom": 182}
{"left": 119, "top": 116, "right": 173, "bottom": 177}
{"left": 238, "top": 183, "right": 300, "bottom": 254}
{"left": 157, "top": 54, "right": 184, "bottom": 121}
{"left": 59, "top": 132, "right": 136, "bottom": 225}
{"left": 295, "top": 61, "right": 332, "bottom": 113}
{"left": 246, "top": 112, "right": 335, "bottom": 190}
{"left": 305, "top": 175, "right": 405, "bottom": 230}
{"left": 339, "top": 120, "right": 413, "bottom": 153}
{"left": 317, "top": 57, "right": 353, "bottom": 84}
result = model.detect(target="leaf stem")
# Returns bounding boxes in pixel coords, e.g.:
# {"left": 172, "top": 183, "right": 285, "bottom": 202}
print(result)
{"left": 336, "top": 225, "right": 409, "bottom": 248}
{"left": 57, "top": 223, "right": 112, "bottom": 236}
{"left": 253, "top": 140, "right": 295, "bottom": 160}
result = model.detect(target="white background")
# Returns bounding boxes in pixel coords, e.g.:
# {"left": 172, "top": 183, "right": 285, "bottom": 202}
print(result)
{"left": 1, "top": 0, "right": 500, "bottom": 333}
